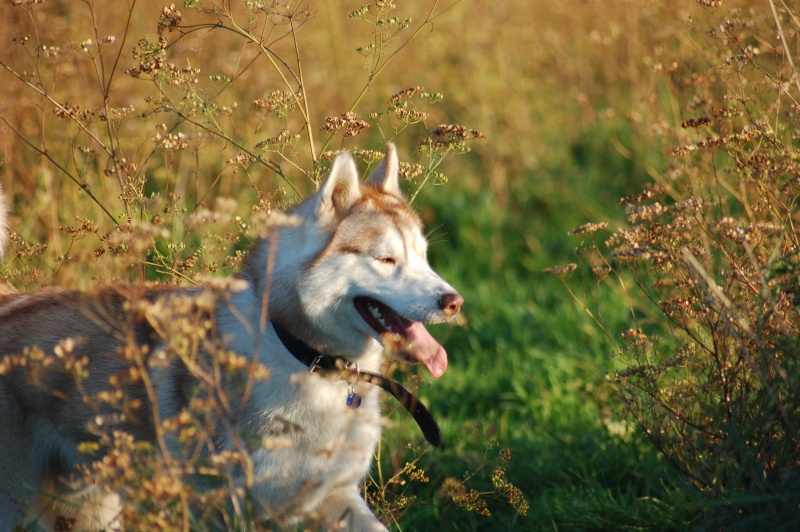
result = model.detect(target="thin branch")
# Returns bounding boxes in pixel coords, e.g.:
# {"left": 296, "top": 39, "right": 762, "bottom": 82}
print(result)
{"left": 289, "top": 14, "right": 316, "bottom": 163}
{"left": 771, "top": 0, "right": 800, "bottom": 99}
{"left": 157, "top": 105, "right": 301, "bottom": 196}
{"left": 0, "top": 116, "right": 118, "bottom": 225}
{"left": 318, "top": 0, "right": 447, "bottom": 156}
{"left": 0, "top": 60, "right": 115, "bottom": 160}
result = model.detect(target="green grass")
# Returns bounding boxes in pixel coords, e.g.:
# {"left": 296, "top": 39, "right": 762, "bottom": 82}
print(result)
{"left": 371, "top": 122, "right": 705, "bottom": 530}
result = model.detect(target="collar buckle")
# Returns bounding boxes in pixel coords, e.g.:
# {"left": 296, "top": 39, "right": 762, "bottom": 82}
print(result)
{"left": 308, "top": 354, "right": 324, "bottom": 373}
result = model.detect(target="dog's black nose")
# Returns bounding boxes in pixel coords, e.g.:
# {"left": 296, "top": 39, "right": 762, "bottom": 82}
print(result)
{"left": 438, "top": 293, "right": 464, "bottom": 317}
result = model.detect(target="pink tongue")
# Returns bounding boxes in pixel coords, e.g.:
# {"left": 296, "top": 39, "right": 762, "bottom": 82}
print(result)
{"left": 405, "top": 321, "right": 448, "bottom": 379}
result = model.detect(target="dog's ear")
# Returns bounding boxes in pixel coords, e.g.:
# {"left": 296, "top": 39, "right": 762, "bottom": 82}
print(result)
{"left": 365, "top": 143, "right": 401, "bottom": 197}
{"left": 315, "top": 151, "right": 362, "bottom": 222}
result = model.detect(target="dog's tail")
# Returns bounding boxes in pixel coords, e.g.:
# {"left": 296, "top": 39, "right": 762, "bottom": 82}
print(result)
{"left": 0, "top": 184, "right": 8, "bottom": 259}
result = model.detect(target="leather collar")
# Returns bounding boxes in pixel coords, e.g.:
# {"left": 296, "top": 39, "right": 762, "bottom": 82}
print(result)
{"left": 271, "top": 320, "right": 441, "bottom": 447}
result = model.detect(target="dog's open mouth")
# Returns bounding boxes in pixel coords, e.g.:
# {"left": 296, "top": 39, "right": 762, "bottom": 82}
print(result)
{"left": 354, "top": 296, "right": 448, "bottom": 379}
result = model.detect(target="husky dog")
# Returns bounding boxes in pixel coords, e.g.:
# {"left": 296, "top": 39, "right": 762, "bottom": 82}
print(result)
{"left": 0, "top": 144, "right": 463, "bottom": 531}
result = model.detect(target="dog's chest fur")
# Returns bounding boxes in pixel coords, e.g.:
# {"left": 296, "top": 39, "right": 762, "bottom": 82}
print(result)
{"left": 212, "top": 287, "right": 384, "bottom": 514}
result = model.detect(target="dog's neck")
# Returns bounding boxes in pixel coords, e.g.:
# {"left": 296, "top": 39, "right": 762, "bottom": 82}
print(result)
{"left": 270, "top": 320, "right": 442, "bottom": 447}
{"left": 270, "top": 319, "right": 382, "bottom": 382}
{"left": 271, "top": 319, "right": 338, "bottom": 369}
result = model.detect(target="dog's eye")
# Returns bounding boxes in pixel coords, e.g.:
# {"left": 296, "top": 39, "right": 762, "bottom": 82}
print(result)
{"left": 376, "top": 256, "right": 396, "bottom": 265}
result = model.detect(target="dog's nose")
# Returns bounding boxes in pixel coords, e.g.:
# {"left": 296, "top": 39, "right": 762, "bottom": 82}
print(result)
{"left": 438, "top": 293, "right": 464, "bottom": 317}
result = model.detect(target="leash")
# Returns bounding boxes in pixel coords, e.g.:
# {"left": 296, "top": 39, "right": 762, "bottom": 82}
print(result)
{"left": 271, "top": 320, "right": 441, "bottom": 447}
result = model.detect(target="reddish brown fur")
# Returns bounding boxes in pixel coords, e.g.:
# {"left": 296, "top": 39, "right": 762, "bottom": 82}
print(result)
{"left": 312, "top": 184, "right": 422, "bottom": 265}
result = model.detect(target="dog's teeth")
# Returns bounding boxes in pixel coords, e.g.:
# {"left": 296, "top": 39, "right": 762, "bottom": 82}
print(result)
{"left": 367, "top": 303, "right": 392, "bottom": 330}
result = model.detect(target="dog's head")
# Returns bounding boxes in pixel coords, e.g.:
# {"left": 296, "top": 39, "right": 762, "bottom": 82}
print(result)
{"left": 276, "top": 144, "right": 462, "bottom": 378}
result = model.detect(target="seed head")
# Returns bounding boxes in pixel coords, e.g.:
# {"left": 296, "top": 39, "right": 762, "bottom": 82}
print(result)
{"left": 543, "top": 263, "right": 577, "bottom": 276}
{"left": 569, "top": 222, "right": 608, "bottom": 236}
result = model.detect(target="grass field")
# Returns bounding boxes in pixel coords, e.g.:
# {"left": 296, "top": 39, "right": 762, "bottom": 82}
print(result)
{"left": 2, "top": 0, "right": 799, "bottom": 530}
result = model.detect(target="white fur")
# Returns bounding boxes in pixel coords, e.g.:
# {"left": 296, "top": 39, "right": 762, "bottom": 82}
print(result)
{"left": 0, "top": 145, "right": 462, "bottom": 531}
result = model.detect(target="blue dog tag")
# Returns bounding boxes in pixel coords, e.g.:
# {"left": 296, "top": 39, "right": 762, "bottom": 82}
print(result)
{"left": 346, "top": 392, "right": 362, "bottom": 409}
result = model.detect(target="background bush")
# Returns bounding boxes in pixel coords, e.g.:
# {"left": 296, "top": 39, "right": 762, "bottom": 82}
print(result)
{"left": 1, "top": 0, "right": 799, "bottom": 530}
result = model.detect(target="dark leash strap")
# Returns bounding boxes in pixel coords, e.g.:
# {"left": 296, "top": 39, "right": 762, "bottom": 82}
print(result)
{"left": 271, "top": 320, "right": 441, "bottom": 447}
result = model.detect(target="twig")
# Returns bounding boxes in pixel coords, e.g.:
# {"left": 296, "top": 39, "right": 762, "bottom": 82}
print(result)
{"left": 0, "top": 116, "right": 118, "bottom": 225}
{"left": 771, "top": 0, "right": 800, "bottom": 99}
{"left": 0, "top": 59, "right": 115, "bottom": 160}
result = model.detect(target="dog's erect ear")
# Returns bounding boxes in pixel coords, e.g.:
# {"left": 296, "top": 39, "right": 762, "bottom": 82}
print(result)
{"left": 365, "top": 143, "right": 401, "bottom": 197}
{"left": 315, "top": 151, "right": 362, "bottom": 222}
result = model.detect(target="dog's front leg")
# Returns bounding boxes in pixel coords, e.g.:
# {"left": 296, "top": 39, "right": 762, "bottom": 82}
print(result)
{"left": 312, "top": 485, "right": 387, "bottom": 532}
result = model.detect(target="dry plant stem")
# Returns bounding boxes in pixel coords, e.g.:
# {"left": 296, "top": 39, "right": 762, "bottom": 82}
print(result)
{"left": 559, "top": 277, "right": 619, "bottom": 347}
{"left": 629, "top": 266, "right": 715, "bottom": 361}
{"left": 319, "top": 0, "right": 450, "bottom": 156}
{"left": 201, "top": 45, "right": 260, "bottom": 104}
{"left": 156, "top": 17, "right": 304, "bottom": 193}
{"left": 194, "top": 167, "right": 229, "bottom": 210}
{"left": 408, "top": 149, "right": 450, "bottom": 204}
{"left": 738, "top": 45, "right": 800, "bottom": 112}
{"left": 290, "top": 15, "right": 316, "bottom": 163}
{"left": 681, "top": 248, "right": 753, "bottom": 336}
{"left": 222, "top": 13, "right": 314, "bottom": 155}
{"left": 0, "top": 61, "right": 115, "bottom": 161}
{"left": 142, "top": 261, "right": 196, "bottom": 285}
{"left": 605, "top": 259, "right": 640, "bottom": 333}
{"left": 364, "top": 444, "right": 383, "bottom": 525}
{"left": 0, "top": 116, "right": 118, "bottom": 225}
{"left": 85, "top": 0, "right": 137, "bottom": 221}
{"left": 158, "top": 105, "right": 297, "bottom": 196}
{"left": 147, "top": 304, "right": 257, "bottom": 512}
{"left": 131, "top": 343, "right": 191, "bottom": 531}
{"left": 771, "top": 0, "right": 800, "bottom": 99}
{"left": 94, "top": 0, "right": 135, "bottom": 100}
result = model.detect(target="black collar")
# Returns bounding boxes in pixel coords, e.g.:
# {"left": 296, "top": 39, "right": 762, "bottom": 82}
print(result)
{"left": 271, "top": 320, "right": 441, "bottom": 447}
{"left": 271, "top": 319, "right": 334, "bottom": 368}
